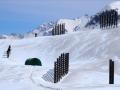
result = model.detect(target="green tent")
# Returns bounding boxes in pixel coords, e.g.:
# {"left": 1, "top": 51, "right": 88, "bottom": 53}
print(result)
{"left": 25, "top": 58, "right": 42, "bottom": 66}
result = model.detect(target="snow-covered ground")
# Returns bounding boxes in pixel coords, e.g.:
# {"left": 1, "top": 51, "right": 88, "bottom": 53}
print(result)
{"left": 1, "top": 28, "right": 120, "bottom": 90}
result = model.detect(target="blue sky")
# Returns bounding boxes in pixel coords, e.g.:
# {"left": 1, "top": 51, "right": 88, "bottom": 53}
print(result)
{"left": 0, "top": 0, "right": 112, "bottom": 34}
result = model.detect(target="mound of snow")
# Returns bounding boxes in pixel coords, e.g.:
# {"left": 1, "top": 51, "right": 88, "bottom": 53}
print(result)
{"left": 57, "top": 17, "right": 88, "bottom": 32}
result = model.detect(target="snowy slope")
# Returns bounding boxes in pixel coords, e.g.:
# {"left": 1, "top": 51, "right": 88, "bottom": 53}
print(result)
{"left": 57, "top": 19, "right": 81, "bottom": 33}
{"left": 2, "top": 29, "right": 120, "bottom": 66}
{"left": 24, "top": 21, "right": 56, "bottom": 38}
{"left": 57, "top": 17, "right": 88, "bottom": 33}
{"left": 1, "top": 28, "right": 120, "bottom": 89}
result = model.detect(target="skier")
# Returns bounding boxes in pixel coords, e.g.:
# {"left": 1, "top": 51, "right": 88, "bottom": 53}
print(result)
{"left": 35, "top": 33, "right": 37, "bottom": 37}
{"left": 7, "top": 45, "right": 11, "bottom": 58}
